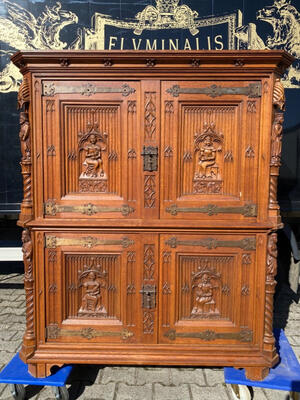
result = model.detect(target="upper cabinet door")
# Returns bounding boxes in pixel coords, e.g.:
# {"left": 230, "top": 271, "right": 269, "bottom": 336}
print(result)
{"left": 42, "top": 80, "right": 142, "bottom": 219}
{"left": 160, "top": 80, "right": 264, "bottom": 222}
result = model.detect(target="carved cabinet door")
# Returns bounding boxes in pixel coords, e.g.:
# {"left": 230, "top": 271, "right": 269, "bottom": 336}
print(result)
{"left": 160, "top": 80, "right": 266, "bottom": 222}
{"left": 159, "top": 233, "right": 264, "bottom": 347}
{"left": 42, "top": 232, "right": 159, "bottom": 345}
{"left": 41, "top": 80, "right": 141, "bottom": 220}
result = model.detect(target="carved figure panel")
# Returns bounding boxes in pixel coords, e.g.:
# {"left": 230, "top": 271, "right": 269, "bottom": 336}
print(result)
{"left": 175, "top": 255, "right": 235, "bottom": 323}
{"left": 64, "top": 105, "right": 123, "bottom": 196}
{"left": 176, "top": 104, "right": 238, "bottom": 199}
{"left": 191, "top": 263, "right": 221, "bottom": 317}
{"left": 78, "top": 122, "right": 108, "bottom": 192}
{"left": 65, "top": 254, "right": 120, "bottom": 320}
{"left": 193, "top": 122, "right": 223, "bottom": 194}
{"left": 78, "top": 261, "right": 107, "bottom": 317}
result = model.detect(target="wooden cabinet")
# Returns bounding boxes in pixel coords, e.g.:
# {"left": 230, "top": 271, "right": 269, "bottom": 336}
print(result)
{"left": 12, "top": 50, "right": 294, "bottom": 380}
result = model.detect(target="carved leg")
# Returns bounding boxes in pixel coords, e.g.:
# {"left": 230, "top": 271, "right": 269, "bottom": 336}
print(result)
{"left": 244, "top": 366, "right": 269, "bottom": 381}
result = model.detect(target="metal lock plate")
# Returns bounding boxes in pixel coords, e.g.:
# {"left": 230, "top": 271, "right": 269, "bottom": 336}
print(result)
{"left": 140, "top": 284, "right": 156, "bottom": 309}
{"left": 141, "top": 146, "right": 158, "bottom": 172}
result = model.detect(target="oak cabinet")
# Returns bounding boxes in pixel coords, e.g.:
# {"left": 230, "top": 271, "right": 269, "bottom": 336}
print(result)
{"left": 12, "top": 50, "right": 293, "bottom": 380}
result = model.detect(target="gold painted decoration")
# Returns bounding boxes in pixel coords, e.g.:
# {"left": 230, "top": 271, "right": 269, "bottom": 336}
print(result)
{"left": 1, "top": 0, "right": 300, "bottom": 92}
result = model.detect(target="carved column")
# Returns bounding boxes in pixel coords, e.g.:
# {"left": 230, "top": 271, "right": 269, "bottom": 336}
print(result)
{"left": 19, "top": 228, "right": 36, "bottom": 361}
{"left": 18, "top": 77, "right": 33, "bottom": 225}
{"left": 269, "top": 78, "right": 285, "bottom": 227}
{"left": 263, "top": 232, "right": 278, "bottom": 359}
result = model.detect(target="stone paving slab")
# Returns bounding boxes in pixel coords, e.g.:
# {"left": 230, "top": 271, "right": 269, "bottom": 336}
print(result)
{"left": 0, "top": 271, "right": 299, "bottom": 400}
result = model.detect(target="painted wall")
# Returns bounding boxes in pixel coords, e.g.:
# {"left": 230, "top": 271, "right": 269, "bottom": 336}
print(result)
{"left": 0, "top": 0, "right": 299, "bottom": 212}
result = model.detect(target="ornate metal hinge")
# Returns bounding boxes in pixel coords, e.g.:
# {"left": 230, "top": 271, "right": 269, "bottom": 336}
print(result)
{"left": 141, "top": 146, "right": 158, "bottom": 172}
{"left": 165, "top": 203, "right": 257, "bottom": 217}
{"left": 43, "top": 82, "right": 136, "bottom": 97}
{"left": 45, "top": 235, "right": 134, "bottom": 249}
{"left": 164, "top": 328, "right": 252, "bottom": 342}
{"left": 140, "top": 284, "right": 156, "bottom": 309}
{"left": 166, "top": 83, "right": 261, "bottom": 98}
{"left": 165, "top": 237, "right": 256, "bottom": 250}
{"left": 46, "top": 324, "right": 133, "bottom": 340}
{"left": 44, "top": 201, "right": 135, "bottom": 217}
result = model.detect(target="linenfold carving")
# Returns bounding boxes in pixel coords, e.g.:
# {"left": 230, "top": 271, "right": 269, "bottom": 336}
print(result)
{"left": 193, "top": 122, "right": 223, "bottom": 194}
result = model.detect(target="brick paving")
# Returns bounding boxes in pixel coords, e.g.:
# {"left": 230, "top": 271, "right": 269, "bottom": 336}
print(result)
{"left": 0, "top": 272, "right": 299, "bottom": 399}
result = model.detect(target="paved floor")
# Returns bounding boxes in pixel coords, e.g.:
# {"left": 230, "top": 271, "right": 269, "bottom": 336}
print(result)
{"left": 0, "top": 272, "right": 299, "bottom": 400}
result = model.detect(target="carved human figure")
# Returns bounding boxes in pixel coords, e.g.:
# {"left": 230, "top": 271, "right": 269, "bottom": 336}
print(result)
{"left": 19, "top": 111, "right": 30, "bottom": 160}
{"left": 82, "top": 134, "right": 105, "bottom": 178}
{"left": 271, "top": 113, "right": 284, "bottom": 166}
{"left": 22, "top": 229, "right": 33, "bottom": 280}
{"left": 79, "top": 272, "right": 106, "bottom": 314}
{"left": 196, "top": 135, "right": 218, "bottom": 178}
{"left": 192, "top": 273, "right": 218, "bottom": 314}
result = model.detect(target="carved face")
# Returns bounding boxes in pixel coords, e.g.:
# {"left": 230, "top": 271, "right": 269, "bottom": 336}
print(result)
{"left": 89, "top": 135, "right": 97, "bottom": 144}
{"left": 88, "top": 271, "right": 96, "bottom": 280}
{"left": 201, "top": 273, "right": 210, "bottom": 284}
{"left": 203, "top": 136, "right": 213, "bottom": 146}
{"left": 22, "top": 229, "right": 29, "bottom": 243}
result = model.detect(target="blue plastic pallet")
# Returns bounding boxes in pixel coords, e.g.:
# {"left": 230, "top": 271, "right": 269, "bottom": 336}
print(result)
{"left": 224, "top": 329, "right": 300, "bottom": 392}
{"left": 0, "top": 352, "right": 72, "bottom": 387}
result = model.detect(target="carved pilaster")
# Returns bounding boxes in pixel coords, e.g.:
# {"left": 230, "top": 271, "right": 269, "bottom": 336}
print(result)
{"left": 19, "top": 229, "right": 36, "bottom": 361}
{"left": 269, "top": 78, "right": 285, "bottom": 225}
{"left": 263, "top": 232, "right": 278, "bottom": 357}
{"left": 18, "top": 76, "right": 33, "bottom": 225}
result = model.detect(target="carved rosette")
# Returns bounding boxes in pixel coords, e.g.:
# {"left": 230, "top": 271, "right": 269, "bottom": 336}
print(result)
{"left": 20, "top": 229, "right": 36, "bottom": 361}
{"left": 269, "top": 78, "right": 285, "bottom": 218}
{"left": 263, "top": 232, "right": 278, "bottom": 348}
{"left": 18, "top": 77, "right": 33, "bottom": 224}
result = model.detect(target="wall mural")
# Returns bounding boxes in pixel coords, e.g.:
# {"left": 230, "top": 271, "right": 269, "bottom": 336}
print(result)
{"left": 0, "top": 0, "right": 300, "bottom": 93}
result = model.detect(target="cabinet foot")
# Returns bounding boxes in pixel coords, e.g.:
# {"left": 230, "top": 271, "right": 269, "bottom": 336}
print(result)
{"left": 27, "top": 362, "right": 64, "bottom": 378}
{"left": 244, "top": 366, "right": 269, "bottom": 381}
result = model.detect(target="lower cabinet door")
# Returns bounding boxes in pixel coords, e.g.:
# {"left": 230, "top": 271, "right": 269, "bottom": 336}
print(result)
{"left": 43, "top": 232, "right": 159, "bottom": 345}
{"left": 159, "top": 233, "right": 264, "bottom": 347}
